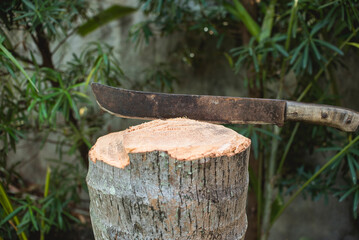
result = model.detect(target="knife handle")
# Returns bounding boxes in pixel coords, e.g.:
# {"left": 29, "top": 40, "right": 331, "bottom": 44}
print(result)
{"left": 285, "top": 101, "right": 359, "bottom": 132}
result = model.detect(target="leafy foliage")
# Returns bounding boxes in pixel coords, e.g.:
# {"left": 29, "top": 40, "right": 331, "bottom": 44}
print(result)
{"left": 141, "top": 63, "right": 178, "bottom": 92}
{"left": 0, "top": 0, "right": 133, "bottom": 238}
{"left": 77, "top": 5, "right": 137, "bottom": 36}
{"left": 0, "top": 162, "right": 86, "bottom": 238}
{"left": 133, "top": 0, "right": 359, "bottom": 239}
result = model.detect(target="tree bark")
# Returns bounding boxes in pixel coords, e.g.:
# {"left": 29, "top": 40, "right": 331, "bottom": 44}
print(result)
{"left": 87, "top": 119, "right": 251, "bottom": 239}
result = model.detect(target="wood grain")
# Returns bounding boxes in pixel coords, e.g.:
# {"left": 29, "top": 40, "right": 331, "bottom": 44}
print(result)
{"left": 286, "top": 101, "right": 359, "bottom": 132}
{"left": 87, "top": 119, "right": 251, "bottom": 240}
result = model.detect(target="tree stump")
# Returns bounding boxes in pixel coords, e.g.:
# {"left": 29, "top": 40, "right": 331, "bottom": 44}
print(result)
{"left": 87, "top": 118, "right": 251, "bottom": 240}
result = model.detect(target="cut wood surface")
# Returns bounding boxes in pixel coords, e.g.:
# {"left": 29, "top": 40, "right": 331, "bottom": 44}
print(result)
{"left": 87, "top": 118, "right": 251, "bottom": 240}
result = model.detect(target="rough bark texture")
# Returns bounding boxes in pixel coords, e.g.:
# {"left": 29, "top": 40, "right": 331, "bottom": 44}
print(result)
{"left": 87, "top": 119, "right": 251, "bottom": 240}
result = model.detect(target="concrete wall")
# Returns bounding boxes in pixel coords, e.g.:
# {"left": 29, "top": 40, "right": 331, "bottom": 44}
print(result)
{"left": 270, "top": 196, "right": 359, "bottom": 240}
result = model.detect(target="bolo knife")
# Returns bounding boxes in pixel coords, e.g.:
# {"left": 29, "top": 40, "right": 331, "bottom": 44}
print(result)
{"left": 91, "top": 83, "right": 359, "bottom": 132}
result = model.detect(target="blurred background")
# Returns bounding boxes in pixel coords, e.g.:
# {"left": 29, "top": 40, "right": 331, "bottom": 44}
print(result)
{"left": 1, "top": 0, "right": 359, "bottom": 239}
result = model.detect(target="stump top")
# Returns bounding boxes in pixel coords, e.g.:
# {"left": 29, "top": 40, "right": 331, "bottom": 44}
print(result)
{"left": 89, "top": 118, "right": 250, "bottom": 168}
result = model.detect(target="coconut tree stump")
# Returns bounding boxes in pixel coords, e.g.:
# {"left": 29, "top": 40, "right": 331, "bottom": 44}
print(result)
{"left": 87, "top": 118, "right": 251, "bottom": 240}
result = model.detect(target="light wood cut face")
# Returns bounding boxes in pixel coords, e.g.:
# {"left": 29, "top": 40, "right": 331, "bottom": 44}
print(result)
{"left": 89, "top": 118, "right": 251, "bottom": 168}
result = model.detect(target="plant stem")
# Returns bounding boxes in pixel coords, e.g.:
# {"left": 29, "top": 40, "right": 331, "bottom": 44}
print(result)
{"left": 0, "top": 43, "right": 39, "bottom": 92}
{"left": 260, "top": 2, "right": 298, "bottom": 239}
{"left": 277, "top": 0, "right": 297, "bottom": 98}
{"left": 297, "top": 27, "right": 359, "bottom": 102}
{"left": 51, "top": 28, "right": 78, "bottom": 54}
{"left": 262, "top": 27, "right": 359, "bottom": 238}
{"left": 276, "top": 122, "right": 300, "bottom": 174}
{"left": 33, "top": 24, "right": 90, "bottom": 167}
{"left": 271, "top": 135, "right": 359, "bottom": 224}
{"left": 275, "top": 26, "right": 359, "bottom": 178}
{"left": 0, "top": 183, "right": 28, "bottom": 240}
{"left": 260, "top": 125, "right": 280, "bottom": 240}
{"left": 285, "top": 0, "right": 298, "bottom": 51}
{"left": 257, "top": 148, "right": 263, "bottom": 237}
{"left": 40, "top": 167, "right": 51, "bottom": 240}
{"left": 276, "top": 27, "right": 359, "bottom": 175}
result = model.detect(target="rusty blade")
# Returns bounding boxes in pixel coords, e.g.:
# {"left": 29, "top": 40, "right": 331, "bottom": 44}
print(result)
{"left": 91, "top": 83, "right": 286, "bottom": 126}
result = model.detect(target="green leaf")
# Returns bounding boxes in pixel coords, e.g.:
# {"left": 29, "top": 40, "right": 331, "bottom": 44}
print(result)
{"left": 0, "top": 206, "right": 25, "bottom": 227}
{"left": 50, "top": 95, "right": 63, "bottom": 122}
{"left": 0, "top": 183, "right": 15, "bottom": 215}
{"left": 64, "top": 91, "right": 80, "bottom": 119}
{"left": 0, "top": 43, "right": 39, "bottom": 92}
{"left": 348, "top": 154, "right": 357, "bottom": 184}
{"left": 78, "top": 5, "right": 137, "bottom": 36}
{"left": 339, "top": 186, "right": 358, "bottom": 202}
{"left": 224, "top": 52, "right": 234, "bottom": 68}
{"left": 27, "top": 99, "right": 38, "bottom": 112}
{"left": 28, "top": 207, "right": 39, "bottom": 231}
{"left": 224, "top": 0, "right": 260, "bottom": 41}
{"left": 354, "top": 190, "right": 359, "bottom": 218}
{"left": 63, "top": 211, "right": 80, "bottom": 223}
{"left": 85, "top": 58, "right": 103, "bottom": 88}
{"left": 259, "top": 0, "right": 276, "bottom": 43}
{"left": 352, "top": 156, "right": 359, "bottom": 170}
{"left": 290, "top": 40, "right": 307, "bottom": 64}
{"left": 216, "top": 34, "right": 224, "bottom": 49}
{"left": 273, "top": 135, "right": 359, "bottom": 223}
{"left": 42, "top": 198, "right": 54, "bottom": 210}
{"left": 251, "top": 52, "right": 259, "bottom": 72}
{"left": 42, "top": 92, "right": 61, "bottom": 100}
{"left": 255, "top": 127, "right": 281, "bottom": 140}
{"left": 44, "top": 167, "right": 51, "bottom": 198}
{"left": 142, "top": 24, "right": 153, "bottom": 43}
{"left": 224, "top": 4, "right": 242, "bottom": 21}
{"left": 0, "top": 29, "right": 13, "bottom": 50}
{"left": 40, "top": 102, "right": 48, "bottom": 121}
{"left": 70, "top": 122, "right": 91, "bottom": 148}
{"left": 22, "top": 0, "right": 36, "bottom": 10}
{"left": 350, "top": 148, "right": 359, "bottom": 157}
{"left": 252, "top": 131, "right": 258, "bottom": 159}
{"left": 319, "top": 1, "right": 337, "bottom": 9}
{"left": 347, "top": 42, "right": 359, "bottom": 49}
{"left": 302, "top": 44, "right": 309, "bottom": 68}
{"left": 313, "top": 39, "right": 344, "bottom": 55}
{"left": 310, "top": 40, "right": 321, "bottom": 60}
{"left": 274, "top": 44, "right": 289, "bottom": 57}
{"left": 73, "top": 91, "right": 90, "bottom": 100}
{"left": 0, "top": 183, "right": 28, "bottom": 240}
{"left": 286, "top": 0, "right": 298, "bottom": 48}
{"left": 17, "top": 214, "right": 30, "bottom": 234}
{"left": 57, "top": 210, "right": 63, "bottom": 229}
{"left": 310, "top": 21, "right": 327, "bottom": 36}
{"left": 68, "top": 82, "right": 86, "bottom": 89}
{"left": 31, "top": 206, "right": 43, "bottom": 216}
{"left": 103, "top": 54, "right": 109, "bottom": 72}
{"left": 156, "top": 0, "right": 163, "bottom": 13}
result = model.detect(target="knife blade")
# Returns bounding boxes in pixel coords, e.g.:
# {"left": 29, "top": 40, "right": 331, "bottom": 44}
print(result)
{"left": 91, "top": 83, "right": 359, "bottom": 132}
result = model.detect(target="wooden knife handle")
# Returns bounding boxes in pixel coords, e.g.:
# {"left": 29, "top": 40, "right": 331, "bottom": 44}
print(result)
{"left": 285, "top": 101, "right": 359, "bottom": 132}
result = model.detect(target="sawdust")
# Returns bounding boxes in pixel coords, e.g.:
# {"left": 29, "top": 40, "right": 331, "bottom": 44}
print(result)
{"left": 89, "top": 118, "right": 250, "bottom": 168}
